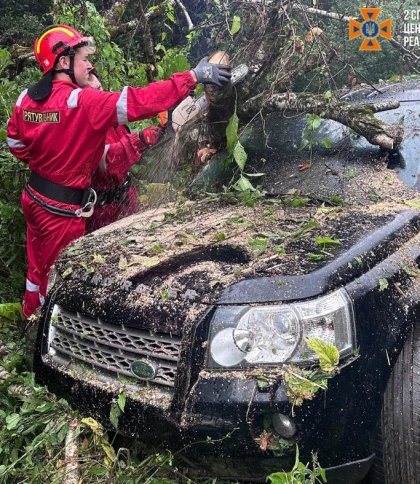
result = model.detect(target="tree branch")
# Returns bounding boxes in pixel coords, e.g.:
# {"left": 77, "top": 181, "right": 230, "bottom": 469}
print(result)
{"left": 135, "top": 0, "right": 157, "bottom": 82}
{"left": 174, "top": 0, "right": 194, "bottom": 31}
{"left": 240, "top": 92, "right": 404, "bottom": 151}
{"left": 292, "top": 3, "right": 354, "bottom": 22}
{"left": 108, "top": 0, "right": 194, "bottom": 36}
{"left": 63, "top": 420, "right": 80, "bottom": 484}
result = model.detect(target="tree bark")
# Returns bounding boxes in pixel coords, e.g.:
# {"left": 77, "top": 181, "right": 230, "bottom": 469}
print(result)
{"left": 63, "top": 419, "right": 80, "bottom": 484}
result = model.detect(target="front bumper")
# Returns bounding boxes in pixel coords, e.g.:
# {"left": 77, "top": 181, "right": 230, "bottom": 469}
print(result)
{"left": 34, "top": 350, "right": 375, "bottom": 482}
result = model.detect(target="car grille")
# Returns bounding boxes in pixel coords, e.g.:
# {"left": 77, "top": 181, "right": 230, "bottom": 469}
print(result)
{"left": 46, "top": 305, "right": 181, "bottom": 387}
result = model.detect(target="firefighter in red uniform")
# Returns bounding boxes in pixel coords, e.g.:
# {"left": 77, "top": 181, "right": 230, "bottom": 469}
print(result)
{"left": 87, "top": 123, "right": 163, "bottom": 232}
{"left": 84, "top": 73, "right": 164, "bottom": 233}
{"left": 7, "top": 24, "right": 231, "bottom": 318}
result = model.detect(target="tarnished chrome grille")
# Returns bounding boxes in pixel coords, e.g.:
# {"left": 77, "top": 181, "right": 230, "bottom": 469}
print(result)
{"left": 46, "top": 305, "right": 181, "bottom": 387}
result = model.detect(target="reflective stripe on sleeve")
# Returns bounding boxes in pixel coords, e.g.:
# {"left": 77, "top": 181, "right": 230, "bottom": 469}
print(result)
{"left": 16, "top": 89, "right": 28, "bottom": 107}
{"left": 7, "top": 137, "right": 27, "bottom": 149}
{"left": 116, "top": 87, "right": 128, "bottom": 125}
{"left": 67, "top": 88, "right": 82, "bottom": 108}
{"left": 39, "top": 294, "right": 45, "bottom": 305}
{"left": 26, "top": 279, "right": 40, "bottom": 292}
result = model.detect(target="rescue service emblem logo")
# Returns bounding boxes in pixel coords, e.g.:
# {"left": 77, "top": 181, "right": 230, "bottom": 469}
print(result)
{"left": 349, "top": 8, "right": 392, "bottom": 51}
{"left": 23, "top": 110, "right": 60, "bottom": 123}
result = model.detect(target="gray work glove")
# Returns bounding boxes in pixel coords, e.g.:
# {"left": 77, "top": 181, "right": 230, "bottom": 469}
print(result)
{"left": 193, "top": 56, "right": 232, "bottom": 87}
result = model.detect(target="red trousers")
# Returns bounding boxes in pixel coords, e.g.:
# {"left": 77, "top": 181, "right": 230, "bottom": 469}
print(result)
{"left": 21, "top": 189, "right": 85, "bottom": 318}
{"left": 85, "top": 186, "right": 139, "bottom": 233}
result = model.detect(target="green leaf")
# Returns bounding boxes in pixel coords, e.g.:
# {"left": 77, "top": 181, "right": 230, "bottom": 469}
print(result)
{"left": 322, "top": 138, "right": 332, "bottom": 148}
{"left": 136, "top": 256, "right": 160, "bottom": 268}
{"left": 226, "top": 215, "right": 244, "bottom": 224}
{"left": 6, "top": 413, "right": 20, "bottom": 430}
{"left": 166, "top": 10, "right": 175, "bottom": 23}
{"left": 226, "top": 113, "right": 239, "bottom": 154}
{"left": 117, "top": 392, "right": 126, "bottom": 412}
{"left": 101, "top": 439, "right": 117, "bottom": 462}
{"left": 256, "top": 375, "right": 270, "bottom": 389}
{"left": 404, "top": 266, "right": 420, "bottom": 278}
{"left": 92, "top": 253, "right": 106, "bottom": 264}
{"left": 306, "top": 113, "right": 321, "bottom": 130}
{"left": 62, "top": 267, "right": 73, "bottom": 278}
{"left": 81, "top": 417, "right": 103, "bottom": 435}
{"left": 290, "top": 219, "right": 318, "bottom": 238}
{"left": 80, "top": 261, "right": 95, "bottom": 273}
{"left": 248, "top": 237, "right": 269, "bottom": 255}
{"left": 230, "top": 15, "right": 241, "bottom": 35}
{"left": 213, "top": 232, "right": 226, "bottom": 242}
{"left": 233, "top": 141, "right": 248, "bottom": 170}
{"left": 234, "top": 175, "right": 255, "bottom": 192}
{"left": 379, "top": 278, "right": 389, "bottom": 292}
{"left": 283, "top": 197, "right": 310, "bottom": 208}
{"left": 35, "top": 402, "right": 54, "bottom": 413}
{"left": 267, "top": 472, "right": 290, "bottom": 483}
{"left": 87, "top": 466, "right": 108, "bottom": 477}
{"left": 330, "top": 195, "right": 344, "bottom": 205}
{"left": 118, "top": 239, "right": 137, "bottom": 246}
{"left": 307, "top": 252, "right": 325, "bottom": 262}
{"left": 315, "top": 236, "right": 341, "bottom": 248}
{"left": 404, "top": 198, "right": 420, "bottom": 208}
{"left": 273, "top": 245, "right": 286, "bottom": 255}
{"left": 306, "top": 337, "right": 339, "bottom": 374}
{"left": 65, "top": 241, "right": 83, "bottom": 255}
{"left": 109, "top": 401, "right": 121, "bottom": 429}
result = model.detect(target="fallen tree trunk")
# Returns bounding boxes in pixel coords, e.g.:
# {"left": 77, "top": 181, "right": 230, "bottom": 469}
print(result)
{"left": 240, "top": 91, "right": 404, "bottom": 151}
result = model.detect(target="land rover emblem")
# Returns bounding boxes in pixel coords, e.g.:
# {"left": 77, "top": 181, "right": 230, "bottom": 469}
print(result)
{"left": 130, "top": 360, "right": 157, "bottom": 380}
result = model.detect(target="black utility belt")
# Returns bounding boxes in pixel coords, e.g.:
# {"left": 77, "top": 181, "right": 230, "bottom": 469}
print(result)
{"left": 26, "top": 172, "right": 97, "bottom": 218}
{"left": 96, "top": 175, "right": 131, "bottom": 207}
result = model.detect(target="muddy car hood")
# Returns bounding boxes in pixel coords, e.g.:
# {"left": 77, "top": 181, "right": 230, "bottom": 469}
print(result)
{"left": 51, "top": 192, "right": 419, "bottom": 336}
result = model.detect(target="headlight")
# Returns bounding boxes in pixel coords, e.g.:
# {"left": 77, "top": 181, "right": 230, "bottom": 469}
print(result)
{"left": 207, "top": 288, "right": 355, "bottom": 368}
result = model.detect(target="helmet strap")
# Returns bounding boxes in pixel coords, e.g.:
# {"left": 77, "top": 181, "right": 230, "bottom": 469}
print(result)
{"left": 54, "top": 48, "right": 77, "bottom": 84}
{"left": 67, "top": 49, "right": 77, "bottom": 84}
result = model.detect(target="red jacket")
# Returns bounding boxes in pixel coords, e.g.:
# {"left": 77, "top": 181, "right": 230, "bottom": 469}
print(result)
{"left": 86, "top": 125, "right": 162, "bottom": 232}
{"left": 92, "top": 124, "right": 162, "bottom": 191}
{"left": 7, "top": 72, "right": 195, "bottom": 191}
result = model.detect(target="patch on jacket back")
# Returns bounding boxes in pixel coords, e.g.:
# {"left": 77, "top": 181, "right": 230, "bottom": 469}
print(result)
{"left": 23, "top": 110, "right": 60, "bottom": 123}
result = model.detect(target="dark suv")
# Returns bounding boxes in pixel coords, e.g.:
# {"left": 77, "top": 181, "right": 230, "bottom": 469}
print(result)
{"left": 30, "top": 80, "right": 420, "bottom": 483}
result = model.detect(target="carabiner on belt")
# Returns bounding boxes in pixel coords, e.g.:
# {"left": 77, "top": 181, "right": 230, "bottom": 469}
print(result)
{"left": 75, "top": 188, "right": 97, "bottom": 218}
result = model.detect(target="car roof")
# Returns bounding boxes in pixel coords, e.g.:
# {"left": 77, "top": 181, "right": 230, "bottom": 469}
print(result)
{"left": 239, "top": 79, "right": 419, "bottom": 200}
